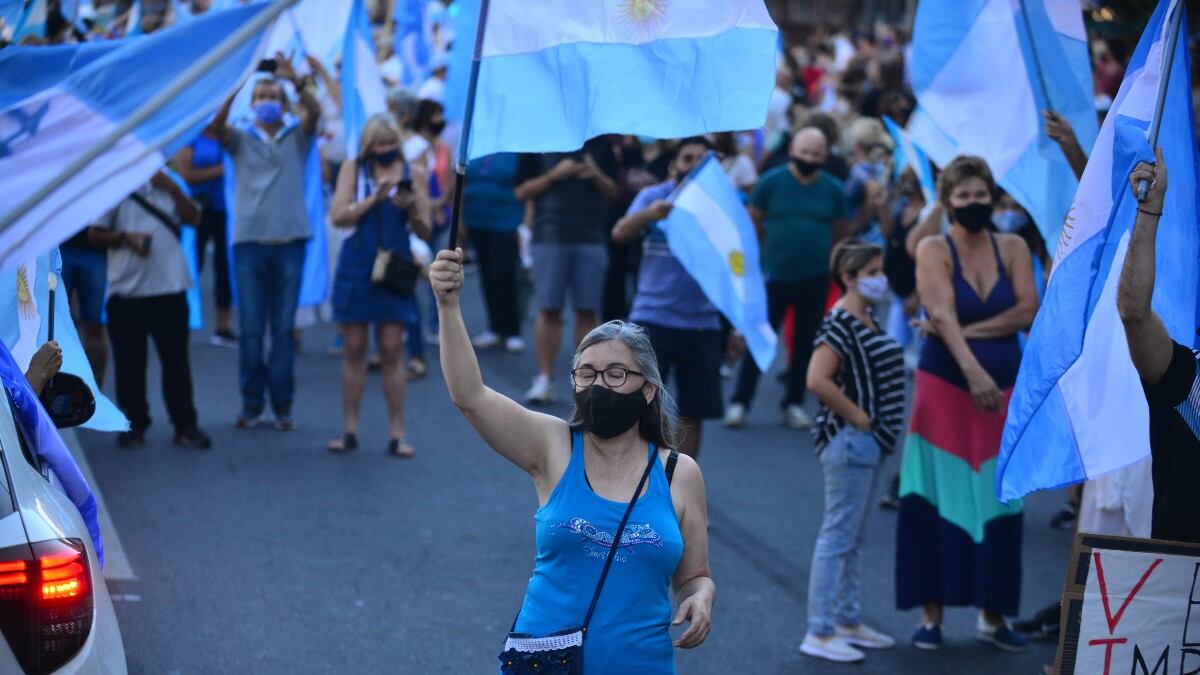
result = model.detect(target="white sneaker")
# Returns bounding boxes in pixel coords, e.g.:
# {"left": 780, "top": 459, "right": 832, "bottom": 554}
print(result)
{"left": 524, "top": 375, "right": 555, "bottom": 405}
{"left": 722, "top": 403, "right": 747, "bottom": 428}
{"left": 836, "top": 623, "right": 895, "bottom": 650}
{"left": 504, "top": 336, "right": 527, "bottom": 353}
{"left": 783, "top": 404, "right": 812, "bottom": 430}
{"left": 472, "top": 331, "right": 501, "bottom": 349}
{"left": 799, "top": 634, "right": 865, "bottom": 663}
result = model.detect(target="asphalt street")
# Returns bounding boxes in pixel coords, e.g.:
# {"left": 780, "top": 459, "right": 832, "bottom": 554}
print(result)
{"left": 78, "top": 266, "right": 1072, "bottom": 674}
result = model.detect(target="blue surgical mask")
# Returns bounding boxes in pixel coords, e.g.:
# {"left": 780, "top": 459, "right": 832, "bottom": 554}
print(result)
{"left": 992, "top": 210, "right": 1029, "bottom": 233}
{"left": 856, "top": 274, "right": 889, "bottom": 302}
{"left": 254, "top": 101, "right": 282, "bottom": 125}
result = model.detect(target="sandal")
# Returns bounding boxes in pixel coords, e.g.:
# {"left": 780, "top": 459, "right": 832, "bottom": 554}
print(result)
{"left": 406, "top": 357, "right": 428, "bottom": 380}
{"left": 327, "top": 432, "right": 358, "bottom": 454}
{"left": 388, "top": 437, "right": 415, "bottom": 458}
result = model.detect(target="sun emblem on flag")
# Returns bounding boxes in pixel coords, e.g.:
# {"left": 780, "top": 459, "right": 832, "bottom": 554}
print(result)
{"left": 16, "top": 265, "right": 34, "bottom": 320}
{"left": 618, "top": 0, "right": 667, "bottom": 39}
{"left": 1055, "top": 205, "right": 1078, "bottom": 263}
{"left": 728, "top": 250, "right": 746, "bottom": 277}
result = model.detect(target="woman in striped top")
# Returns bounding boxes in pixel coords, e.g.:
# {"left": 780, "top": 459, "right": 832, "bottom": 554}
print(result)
{"left": 800, "top": 240, "right": 906, "bottom": 663}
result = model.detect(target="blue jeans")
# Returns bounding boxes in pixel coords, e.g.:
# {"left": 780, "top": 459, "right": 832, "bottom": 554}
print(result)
{"left": 807, "top": 428, "right": 882, "bottom": 637}
{"left": 233, "top": 240, "right": 306, "bottom": 418}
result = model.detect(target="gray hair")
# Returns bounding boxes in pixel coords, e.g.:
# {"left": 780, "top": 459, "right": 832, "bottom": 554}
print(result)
{"left": 569, "top": 320, "right": 679, "bottom": 449}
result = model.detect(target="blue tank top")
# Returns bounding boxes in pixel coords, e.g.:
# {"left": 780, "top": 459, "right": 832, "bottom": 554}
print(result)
{"left": 514, "top": 431, "right": 683, "bottom": 674}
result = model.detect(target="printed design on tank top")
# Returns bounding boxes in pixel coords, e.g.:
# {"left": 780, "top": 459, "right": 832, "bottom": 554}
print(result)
{"left": 554, "top": 517, "right": 663, "bottom": 563}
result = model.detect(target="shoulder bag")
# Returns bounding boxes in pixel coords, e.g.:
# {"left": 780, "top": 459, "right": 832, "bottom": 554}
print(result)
{"left": 364, "top": 161, "right": 419, "bottom": 297}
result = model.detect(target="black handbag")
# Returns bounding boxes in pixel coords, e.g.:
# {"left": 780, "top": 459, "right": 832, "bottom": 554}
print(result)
{"left": 498, "top": 446, "right": 657, "bottom": 674}
{"left": 364, "top": 162, "right": 419, "bottom": 297}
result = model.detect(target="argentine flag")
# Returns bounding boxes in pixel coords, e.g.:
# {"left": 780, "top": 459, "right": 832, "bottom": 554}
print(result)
{"left": 0, "top": 342, "right": 104, "bottom": 565}
{"left": 0, "top": 250, "right": 127, "bottom": 432}
{"left": 660, "top": 154, "right": 776, "bottom": 372}
{"left": 907, "top": 0, "right": 1098, "bottom": 246}
{"left": 464, "top": 0, "right": 778, "bottom": 160}
{"left": 882, "top": 115, "right": 936, "bottom": 205}
{"left": 341, "top": 0, "right": 387, "bottom": 159}
{"left": 0, "top": 1, "right": 293, "bottom": 272}
{"left": 996, "top": 0, "right": 1198, "bottom": 500}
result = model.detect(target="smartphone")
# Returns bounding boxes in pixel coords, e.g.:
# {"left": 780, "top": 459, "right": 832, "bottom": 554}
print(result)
{"left": 257, "top": 58, "right": 278, "bottom": 74}
{"left": 397, "top": 179, "right": 413, "bottom": 192}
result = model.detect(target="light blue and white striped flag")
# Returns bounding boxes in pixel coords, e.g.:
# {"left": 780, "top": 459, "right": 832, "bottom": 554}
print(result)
{"left": 907, "top": 0, "right": 1098, "bottom": 246}
{"left": 0, "top": 41, "right": 122, "bottom": 110}
{"left": 341, "top": 0, "right": 387, "bottom": 159}
{"left": 393, "top": 0, "right": 429, "bottom": 87}
{"left": 882, "top": 115, "right": 936, "bottom": 205}
{"left": 996, "top": 0, "right": 1197, "bottom": 500}
{"left": 463, "top": 0, "right": 778, "bottom": 160}
{"left": 0, "top": 1, "right": 291, "bottom": 272}
{"left": 13, "top": 0, "right": 46, "bottom": 41}
{"left": 0, "top": 250, "right": 127, "bottom": 432}
{"left": 660, "top": 154, "right": 776, "bottom": 372}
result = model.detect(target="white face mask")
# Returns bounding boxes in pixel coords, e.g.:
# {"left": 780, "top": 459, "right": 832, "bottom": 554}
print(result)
{"left": 856, "top": 274, "right": 889, "bottom": 302}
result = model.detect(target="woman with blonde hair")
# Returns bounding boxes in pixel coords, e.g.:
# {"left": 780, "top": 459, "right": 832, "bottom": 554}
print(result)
{"left": 326, "top": 114, "right": 430, "bottom": 456}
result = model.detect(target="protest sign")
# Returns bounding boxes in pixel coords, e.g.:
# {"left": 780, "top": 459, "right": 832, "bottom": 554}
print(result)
{"left": 1057, "top": 534, "right": 1200, "bottom": 675}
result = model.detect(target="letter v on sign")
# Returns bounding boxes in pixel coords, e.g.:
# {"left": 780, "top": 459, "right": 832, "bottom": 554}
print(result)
{"left": 1093, "top": 552, "right": 1163, "bottom": 634}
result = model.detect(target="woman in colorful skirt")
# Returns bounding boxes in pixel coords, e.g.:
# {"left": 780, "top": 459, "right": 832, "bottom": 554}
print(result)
{"left": 898, "top": 155, "right": 1039, "bottom": 652}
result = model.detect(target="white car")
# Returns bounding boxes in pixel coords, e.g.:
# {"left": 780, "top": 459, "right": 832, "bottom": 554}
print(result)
{"left": 0, "top": 389, "right": 126, "bottom": 674}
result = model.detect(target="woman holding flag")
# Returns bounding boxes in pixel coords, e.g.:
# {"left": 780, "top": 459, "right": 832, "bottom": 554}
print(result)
{"left": 897, "top": 156, "right": 1038, "bottom": 652}
{"left": 429, "top": 246, "right": 714, "bottom": 672}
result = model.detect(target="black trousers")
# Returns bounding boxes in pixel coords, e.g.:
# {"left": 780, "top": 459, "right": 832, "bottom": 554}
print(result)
{"left": 731, "top": 276, "right": 830, "bottom": 410}
{"left": 470, "top": 229, "right": 521, "bottom": 337}
{"left": 195, "top": 207, "right": 232, "bottom": 310}
{"left": 107, "top": 292, "right": 198, "bottom": 432}
{"left": 602, "top": 239, "right": 640, "bottom": 322}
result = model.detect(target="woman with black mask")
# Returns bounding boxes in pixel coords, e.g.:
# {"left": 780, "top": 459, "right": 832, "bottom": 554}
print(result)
{"left": 430, "top": 247, "right": 714, "bottom": 672}
{"left": 896, "top": 156, "right": 1038, "bottom": 653}
{"left": 327, "top": 114, "right": 430, "bottom": 457}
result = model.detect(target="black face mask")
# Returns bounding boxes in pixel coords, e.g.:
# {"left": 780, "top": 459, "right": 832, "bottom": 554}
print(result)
{"left": 573, "top": 385, "right": 648, "bottom": 439}
{"left": 952, "top": 202, "right": 994, "bottom": 233}
{"left": 428, "top": 120, "right": 446, "bottom": 136}
{"left": 370, "top": 149, "right": 399, "bottom": 165}
{"left": 791, "top": 158, "right": 820, "bottom": 177}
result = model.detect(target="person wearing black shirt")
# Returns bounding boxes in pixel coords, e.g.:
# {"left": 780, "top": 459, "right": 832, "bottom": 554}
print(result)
{"left": 1117, "top": 148, "right": 1200, "bottom": 544}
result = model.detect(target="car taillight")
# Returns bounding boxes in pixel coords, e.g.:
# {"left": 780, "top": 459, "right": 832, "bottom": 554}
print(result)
{"left": 0, "top": 539, "right": 93, "bottom": 674}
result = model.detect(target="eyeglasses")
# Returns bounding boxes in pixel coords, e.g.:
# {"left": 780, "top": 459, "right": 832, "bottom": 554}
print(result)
{"left": 570, "top": 366, "right": 645, "bottom": 388}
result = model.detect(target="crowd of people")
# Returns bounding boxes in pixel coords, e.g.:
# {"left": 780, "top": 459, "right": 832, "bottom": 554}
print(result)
{"left": 10, "top": 1, "right": 1200, "bottom": 672}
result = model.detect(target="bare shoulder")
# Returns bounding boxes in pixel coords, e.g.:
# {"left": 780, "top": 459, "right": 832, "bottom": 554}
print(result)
{"left": 662, "top": 450, "right": 705, "bottom": 492}
{"left": 915, "top": 234, "right": 950, "bottom": 264}
{"left": 995, "top": 232, "right": 1033, "bottom": 263}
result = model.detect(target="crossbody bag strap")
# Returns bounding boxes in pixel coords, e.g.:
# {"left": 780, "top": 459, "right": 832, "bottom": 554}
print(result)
{"left": 128, "top": 192, "right": 182, "bottom": 241}
{"left": 581, "top": 444, "right": 657, "bottom": 632}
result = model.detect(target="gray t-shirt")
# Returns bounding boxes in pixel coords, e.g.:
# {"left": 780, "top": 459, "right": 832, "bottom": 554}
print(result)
{"left": 226, "top": 124, "right": 314, "bottom": 245}
{"left": 102, "top": 186, "right": 191, "bottom": 299}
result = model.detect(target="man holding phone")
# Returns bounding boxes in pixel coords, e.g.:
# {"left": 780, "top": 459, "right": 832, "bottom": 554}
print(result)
{"left": 91, "top": 172, "right": 210, "bottom": 450}
{"left": 207, "top": 51, "right": 321, "bottom": 431}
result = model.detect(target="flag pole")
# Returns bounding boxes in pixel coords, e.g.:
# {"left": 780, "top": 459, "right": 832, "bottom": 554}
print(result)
{"left": 1016, "top": 0, "right": 1052, "bottom": 111}
{"left": 0, "top": 0, "right": 300, "bottom": 236}
{"left": 1137, "top": 0, "right": 1184, "bottom": 202}
{"left": 447, "top": 0, "right": 492, "bottom": 252}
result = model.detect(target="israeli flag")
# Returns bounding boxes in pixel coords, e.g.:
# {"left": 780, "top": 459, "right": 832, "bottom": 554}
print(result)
{"left": 997, "top": 0, "right": 1197, "bottom": 500}
{"left": 341, "top": 0, "right": 387, "bottom": 159}
{"left": 660, "top": 154, "right": 776, "bottom": 372}
{"left": 0, "top": 342, "right": 104, "bottom": 566}
{"left": 882, "top": 115, "right": 936, "bottom": 205}
{"left": 464, "top": 0, "right": 778, "bottom": 160}
{"left": 0, "top": 1, "right": 293, "bottom": 272}
{"left": 907, "top": 0, "right": 1098, "bottom": 246}
{"left": 0, "top": 250, "right": 127, "bottom": 432}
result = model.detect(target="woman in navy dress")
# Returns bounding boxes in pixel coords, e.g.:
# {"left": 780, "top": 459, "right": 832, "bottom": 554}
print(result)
{"left": 327, "top": 114, "right": 430, "bottom": 457}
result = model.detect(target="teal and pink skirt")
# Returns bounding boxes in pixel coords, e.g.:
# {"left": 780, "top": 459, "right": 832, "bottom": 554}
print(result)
{"left": 896, "top": 336, "right": 1024, "bottom": 616}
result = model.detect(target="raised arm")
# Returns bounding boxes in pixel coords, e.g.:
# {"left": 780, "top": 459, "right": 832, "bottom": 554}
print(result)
{"left": 1117, "top": 147, "right": 1173, "bottom": 386}
{"left": 961, "top": 235, "right": 1039, "bottom": 339}
{"left": 207, "top": 95, "right": 235, "bottom": 145}
{"left": 915, "top": 237, "right": 1003, "bottom": 412}
{"left": 273, "top": 52, "right": 320, "bottom": 136}
{"left": 1044, "top": 110, "right": 1088, "bottom": 181}
{"left": 612, "top": 199, "right": 671, "bottom": 244}
{"left": 429, "top": 248, "right": 568, "bottom": 479}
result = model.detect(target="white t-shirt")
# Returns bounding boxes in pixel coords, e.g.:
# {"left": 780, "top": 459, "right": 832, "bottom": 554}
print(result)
{"left": 102, "top": 185, "right": 191, "bottom": 299}
{"left": 721, "top": 154, "right": 758, "bottom": 190}
{"left": 415, "top": 76, "right": 445, "bottom": 104}
{"left": 403, "top": 134, "right": 430, "bottom": 164}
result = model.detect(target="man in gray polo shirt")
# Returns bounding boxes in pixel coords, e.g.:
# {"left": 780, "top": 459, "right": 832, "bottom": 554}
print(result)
{"left": 208, "top": 52, "right": 320, "bottom": 430}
